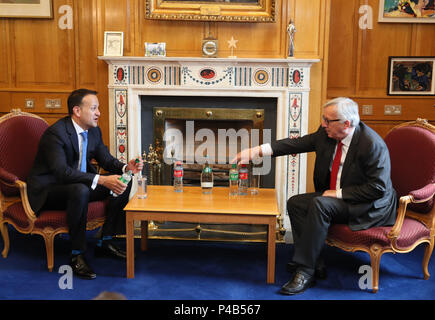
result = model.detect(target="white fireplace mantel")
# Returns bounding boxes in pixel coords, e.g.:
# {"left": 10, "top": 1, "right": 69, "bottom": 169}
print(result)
{"left": 100, "top": 56, "right": 319, "bottom": 239}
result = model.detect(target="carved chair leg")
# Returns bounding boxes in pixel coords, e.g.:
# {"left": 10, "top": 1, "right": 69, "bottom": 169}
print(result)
{"left": 369, "top": 245, "right": 383, "bottom": 293}
{"left": 422, "top": 240, "right": 434, "bottom": 280}
{"left": 0, "top": 222, "right": 10, "bottom": 258}
{"left": 42, "top": 231, "right": 56, "bottom": 272}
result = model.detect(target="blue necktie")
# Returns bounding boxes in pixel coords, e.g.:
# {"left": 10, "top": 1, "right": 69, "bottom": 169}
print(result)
{"left": 80, "top": 131, "right": 88, "bottom": 172}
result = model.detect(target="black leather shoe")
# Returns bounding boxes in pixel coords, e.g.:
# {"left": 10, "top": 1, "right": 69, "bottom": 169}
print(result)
{"left": 95, "top": 241, "right": 127, "bottom": 259}
{"left": 280, "top": 270, "right": 315, "bottom": 295}
{"left": 70, "top": 254, "right": 96, "bottom": 280}
{"left": 286, "top": 260, "right": 327, "bottom": 280}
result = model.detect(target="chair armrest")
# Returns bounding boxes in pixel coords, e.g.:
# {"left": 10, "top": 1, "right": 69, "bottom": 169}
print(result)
{"left": 0, "top": 173, "right": 37, "bottom": 224}
{"left": 0, "top": 167, "right": 18, "bottom": 185}
{"left": 15, "top": 180, "right": 37, "bottom": 222}
{"left": 387, "top": 195, "right": 412, "bottom": 248}
{"left": 409, "top": 183, "right": 435, "bottom": 203}
{"left": 387, "top": 183, "right": 435, "bottom": 250}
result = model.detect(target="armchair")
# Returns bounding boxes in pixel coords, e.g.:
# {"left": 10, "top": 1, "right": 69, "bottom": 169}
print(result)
{"left": 0, "top": 109, "right": 107, "bottom": 271}
{"left": 326, "top": 118, "right": 435, "bottom": 293}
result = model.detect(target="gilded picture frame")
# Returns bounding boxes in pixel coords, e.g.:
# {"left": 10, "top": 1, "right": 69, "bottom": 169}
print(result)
{"left": 378, "top": 0, "right": 435, "bottom": 23}
{"left": 0, "top": 0, "right": 53, "bottom": 18}
{"left": 145, "top": 0, "right": 276, "bottom": 22}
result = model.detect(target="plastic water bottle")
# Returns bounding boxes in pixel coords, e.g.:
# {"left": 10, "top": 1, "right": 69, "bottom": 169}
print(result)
{"left": 229, "top": 163, "right": 239, "bottom": 196}
{"left": 173, "top": 161, "right": 183, "bottom": 192}
{"left": 201, "top": 156, "right": 213, "bottom": 194}
{"left": 238, "top": 164, "right": 249, "bottom": 195}
{"left": 113, "top": 170, "right": 132, "bottom": 197}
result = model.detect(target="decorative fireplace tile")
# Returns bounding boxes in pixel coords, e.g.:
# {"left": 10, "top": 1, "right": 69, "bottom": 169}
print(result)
{"left": 115, "top": 89, "right": 128, "bottom": 162}
{"left": 182, "top": 66, "right": 233, "bottom": 87}
{"left": 288, "top": 93, "right": 302, "bottom": 196}
{"left": 289, "top": 68, "right": 304, "bottom": 88}
{"left": 113, "top": 66, "right": 129, "bottom": 85}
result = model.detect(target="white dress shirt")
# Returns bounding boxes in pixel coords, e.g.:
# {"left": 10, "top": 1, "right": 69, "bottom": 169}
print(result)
{"left": 71, "top": 119, "right": 99, "bottom": 189}
{"left": 331, "top": 127, "right": 355, "bottom": 198}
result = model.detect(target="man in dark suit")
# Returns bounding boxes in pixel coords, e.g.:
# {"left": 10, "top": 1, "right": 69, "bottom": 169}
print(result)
{"left": 233, "top": 97, "right": 397, "bottom": 295}
{"left": 27, "top": 88, "right": 143, "bottom": 280}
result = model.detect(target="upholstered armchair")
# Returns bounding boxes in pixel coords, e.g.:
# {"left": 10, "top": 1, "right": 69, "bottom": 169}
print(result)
{"left": 0, "top": 109, "right": 107, "bottom": 271}
{"left": 326, "top": 118, "right": 435, "bottom": 293}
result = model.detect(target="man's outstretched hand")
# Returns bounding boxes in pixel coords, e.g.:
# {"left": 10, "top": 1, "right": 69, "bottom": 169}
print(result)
{"left": 231, "top": 146, "right": 262, "bottom": 165}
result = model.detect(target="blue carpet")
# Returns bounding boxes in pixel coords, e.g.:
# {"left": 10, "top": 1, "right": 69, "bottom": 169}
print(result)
{"left": 0, "top": 225, "right": 434, "bottom": 301}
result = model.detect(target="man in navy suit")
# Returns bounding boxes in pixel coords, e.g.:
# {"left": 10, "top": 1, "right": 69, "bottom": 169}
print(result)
{"left": 27, "top": 89, "right": 143, "bottom": 279}
{"left": 233, "top": 97, "right": 397, "bottom": 295}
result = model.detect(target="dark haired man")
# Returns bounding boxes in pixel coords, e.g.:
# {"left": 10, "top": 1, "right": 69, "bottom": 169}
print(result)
{"left": 27, "top": 89, "right": 143, "bottom": 279}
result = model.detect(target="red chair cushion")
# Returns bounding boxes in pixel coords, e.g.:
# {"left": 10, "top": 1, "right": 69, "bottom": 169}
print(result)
{"left": 328, "top": 218, "right": 430, "bottom": 251}
{"left": 385, "top": 125, "right": 435, "bottom": 213}
{"left": 3, "top": 202, "right": 32, "bottom": 230}
{"left": 34, "top": 200, "right": 107, "bottom": 229}
{"left": 4, "top": 200, "right": 107, "bottom": 230}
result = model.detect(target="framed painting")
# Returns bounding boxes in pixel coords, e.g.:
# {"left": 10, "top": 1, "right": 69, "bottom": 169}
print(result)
{"left": 387, "top": 56, "right": 435, "bottom": 95}
{"left": 378, "top": 0, "right": 435, "bottom": 23}
{"left": 145, "top": 0, "right": 275, "bottom": 22}
{"left": 0, "top": 0, "right": 53, "bottom": 18}
{"left": 104, "top": 31, "right": 124, "bottom": 57}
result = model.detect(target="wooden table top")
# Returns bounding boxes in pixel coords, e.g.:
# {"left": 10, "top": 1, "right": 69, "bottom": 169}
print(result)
{"left": 125, "top": 185, "right": 279, "bottom": 216}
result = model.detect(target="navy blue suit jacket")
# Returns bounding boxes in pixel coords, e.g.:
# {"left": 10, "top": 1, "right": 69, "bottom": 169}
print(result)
{"left": 27, "top": 116, "right": 124, "bottom": 213}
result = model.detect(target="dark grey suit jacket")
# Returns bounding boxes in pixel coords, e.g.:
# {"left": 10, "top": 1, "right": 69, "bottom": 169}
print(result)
{"left": 27, "top": 116, "right": 125, "bottom": 213}
{"left": 271, "top": 121, "right": 397, "bottom": 230}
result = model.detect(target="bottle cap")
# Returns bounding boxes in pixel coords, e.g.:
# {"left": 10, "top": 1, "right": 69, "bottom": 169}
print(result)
{"left": 241, "top": 164, "right": 247, "bottom": 167}
{"left": 232, "top": 163, "right": 237, "bottom": 168}
{"left": 176, "top": 161, "right": 182, "bottom": 165}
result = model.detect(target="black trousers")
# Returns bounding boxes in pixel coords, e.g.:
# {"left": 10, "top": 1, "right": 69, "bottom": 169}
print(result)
{"left": 40, "top": 181, "right": 132, "bottom": 252}
{"left": 287, "top": 192, "right": 349, "bottom": 274}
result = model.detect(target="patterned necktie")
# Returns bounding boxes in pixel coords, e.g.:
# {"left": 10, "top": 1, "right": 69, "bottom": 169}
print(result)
{"left": 330, "top": 141, "right": 343, "bottom": 190}
{"left": 80, "top": 131, "right": 88, "bottom": 173}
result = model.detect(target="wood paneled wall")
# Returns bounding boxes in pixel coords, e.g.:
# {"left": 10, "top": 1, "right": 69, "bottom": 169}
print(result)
{"left": 0, "top": 0, "right": 330, "bottom": 192}
{"left": 327, "top": 0, "right": 435, "bottom": 137}
{"left": 5, "top": 1, "right": 433, "bottom": 192}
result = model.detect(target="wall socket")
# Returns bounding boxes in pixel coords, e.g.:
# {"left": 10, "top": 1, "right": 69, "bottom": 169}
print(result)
{"left": 384, "top": 105, "right": 402, "bottom": 115}
{"left": 25, "top": 98, "right": 35, "bottom": 109}
{"left": 361, "top": 105, "right": 373, "bottom": 115}
{"left": 45, "top": 99, "right": 62, "bottom": 109}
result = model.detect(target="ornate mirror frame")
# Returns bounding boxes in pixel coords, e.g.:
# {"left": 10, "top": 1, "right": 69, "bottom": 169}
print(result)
{"left": 145, "top": 0, "right": 276, "bottom": 22}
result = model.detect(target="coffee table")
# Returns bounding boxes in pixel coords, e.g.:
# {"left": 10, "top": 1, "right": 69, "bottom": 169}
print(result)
{"left": 124, "top": 185, "right": 279, "bottom": 283}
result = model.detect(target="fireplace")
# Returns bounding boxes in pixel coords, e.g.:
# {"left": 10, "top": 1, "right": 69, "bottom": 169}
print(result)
{"left": 100, "top": 56, "right": 319, "bottom": 242}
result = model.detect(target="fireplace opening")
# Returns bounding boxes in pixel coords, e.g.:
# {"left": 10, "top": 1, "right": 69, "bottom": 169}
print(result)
{"left": 140, "top": 95, "right": 277, "bottom": 188}
{"left": 155, "top": 107, "right": 266, "bottom": 187}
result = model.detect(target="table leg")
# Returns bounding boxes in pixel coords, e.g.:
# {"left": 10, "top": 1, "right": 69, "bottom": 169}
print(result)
{"left": 267, "top": 219, "right": 276, "bottom": 284}
{"left": 141, "top": 220, "right": 148, "bottom": 251}
{"left": 126, "top": 214, "right": 135, "bottom": 279}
